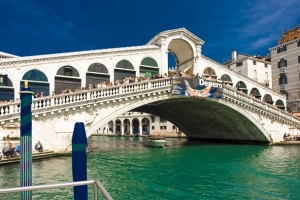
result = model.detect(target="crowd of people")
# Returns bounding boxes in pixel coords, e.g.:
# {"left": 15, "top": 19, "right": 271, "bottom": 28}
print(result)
{"left": 1, "top": 142, "right": 18, "bottom": 159}
{"left": 1, "top": 141, "right": 43, "bottom": 160}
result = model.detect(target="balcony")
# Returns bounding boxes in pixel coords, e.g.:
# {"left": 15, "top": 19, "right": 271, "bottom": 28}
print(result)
{"left": 279, "top": 84, "right": 287, "bottom": 91}
{"left": 264, "top": 80, "right": 269, "bottom": 86}
{"left": 278, "top": 67, "right": 286, "bottom": 74}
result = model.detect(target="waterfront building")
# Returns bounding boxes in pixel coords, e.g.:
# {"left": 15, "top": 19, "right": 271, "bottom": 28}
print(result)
{"left": 269, "top": 24, "right": 300, "bottom": 115}
{"left": 223, "top": 51, "right": 272, "bottom": 102}
{"left": 223, "top": 51, "right": 272, "bottom": 89}
{"left": 97, "top": 111, "right": 184, "bottom": 136}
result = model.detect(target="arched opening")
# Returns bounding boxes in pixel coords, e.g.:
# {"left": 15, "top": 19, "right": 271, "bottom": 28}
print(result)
{"left": 123, "top": 119, "right": 130, "bottom": 135}
{"left": 132, "top": 118, "right": 140, "bottom": 135}
{"left": 86, "top": 63, "right": 110, "bottom": 88}
{"left": 115, "top": 119, "right": 121, "bottom": 135}
{"left": 250, "top": 88, "right": 261, "bottom": 100}
{"left": 0, "top": 74, "right": 14, "bottom": 101}
{"left": 263, "top": 94, "right": 274, "bottom": 105}
{"left": 108, "top": 121, "right": 114, "bottom": 134}
{"left": 55, "top": 66, "right": 81, "bottom": 94}
{"left": 275, "top": 99, "right": 285, "bottom": 111}
{"left": 141, "top": 118, "right": 150, "bottom": 135}
{"left": 236, "top": 81, "right": 248, "bottom": 94}
{"left": 139, "top": 57, "right": 159, "bottom": 78}
{"left": 168, "top": 52, "right": 176, "bottom": 71}
{"left": 202, "top": 67, "right": 217, "bottom": 79}
{"left": 168, "top": 39, "right": 195, "bottom": 75}
{"left": 21, "top": 69, "right": 49, "bottom": 96}
{"left": 114, "top": 60, "right": 135, "bottom": 82}
{"left": 220, "top": 74, "right": 233, "bottom": 86}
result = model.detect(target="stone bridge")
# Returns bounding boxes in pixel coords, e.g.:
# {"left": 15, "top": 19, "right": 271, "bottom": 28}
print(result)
{"left": 0, "top": 78, "right": 299, "bottom": 152}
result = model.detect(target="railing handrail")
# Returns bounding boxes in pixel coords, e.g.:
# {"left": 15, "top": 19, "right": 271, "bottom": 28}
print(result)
{"left": 0, "top": 180, "right": 113, "bottom": 200}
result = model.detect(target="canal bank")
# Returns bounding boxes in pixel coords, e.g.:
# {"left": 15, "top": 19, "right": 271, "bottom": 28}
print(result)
{"left": 0, "top": 151, "right": 64, "bottom": 166}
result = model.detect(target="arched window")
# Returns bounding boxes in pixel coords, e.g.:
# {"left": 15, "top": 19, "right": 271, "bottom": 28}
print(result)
{"left": 278, "top": 58, "right": 287, "bottom": 68}
{"left": 21, "top": 69, "right": 49, "bottom": 96}
{"left": 203, "top": 67, "right": 216, "bottom": 77}
{"left": 88, "top": 63, "right": 108, "bottom": 73}
{"left": 253, "top": 70, "right": 257, "bottom": 79}
{"left": 140, "top": 57, "right": 159, "bottom": 78}
{"left": 116, "top": 60, "right": 134, "bottom": 70}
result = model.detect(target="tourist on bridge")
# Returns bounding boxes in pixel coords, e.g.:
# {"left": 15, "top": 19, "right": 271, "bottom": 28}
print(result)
{"left": 35, "top": 141, "right": 43, "bottom": 152}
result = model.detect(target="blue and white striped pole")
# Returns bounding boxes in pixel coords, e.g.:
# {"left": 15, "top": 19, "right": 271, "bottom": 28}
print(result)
{"left": 19, "top": 80, "right": 34, "bottom": 200}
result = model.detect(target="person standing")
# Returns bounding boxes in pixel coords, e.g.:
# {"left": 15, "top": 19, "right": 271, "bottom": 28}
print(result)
{"left": 35, "top": 141, "right": 43, "bottom": 152}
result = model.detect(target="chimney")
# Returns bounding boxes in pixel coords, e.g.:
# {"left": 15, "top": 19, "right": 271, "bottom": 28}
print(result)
{"left": 231, "top": 50, "right": 237, "bottom": 61}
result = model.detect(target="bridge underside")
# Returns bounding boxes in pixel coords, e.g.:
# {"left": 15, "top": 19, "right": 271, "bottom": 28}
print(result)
{"left": 133, "top": 97, "right": 269, "bottom": 144}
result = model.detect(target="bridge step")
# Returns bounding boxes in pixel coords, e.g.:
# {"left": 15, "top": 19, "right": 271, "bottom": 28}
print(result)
{"left": 0, "top": 151, "right": 57, "bottom": 165}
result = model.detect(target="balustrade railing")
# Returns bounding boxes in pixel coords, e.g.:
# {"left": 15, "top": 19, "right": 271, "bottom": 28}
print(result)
{"left": 0, "top": 78, "right": 171, "bottom": 117}
{"left": 222, "top": 85, "right": 300, "bottom": 124}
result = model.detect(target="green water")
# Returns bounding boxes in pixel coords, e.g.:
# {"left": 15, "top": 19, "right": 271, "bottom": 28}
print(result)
{"left": 0, "top": 136, "right": 299, "bottom": 199}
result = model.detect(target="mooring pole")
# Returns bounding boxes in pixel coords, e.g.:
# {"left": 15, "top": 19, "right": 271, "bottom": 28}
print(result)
{"left": 19, "top": 80, "right": 34, "bottom": 200}
{"left": 72, "top": 122, "right": 88, "bottom": 200}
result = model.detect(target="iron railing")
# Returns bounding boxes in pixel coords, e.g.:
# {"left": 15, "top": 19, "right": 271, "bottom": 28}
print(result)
{"left": 0, "top": 180, "right": 113, "bottom": 200}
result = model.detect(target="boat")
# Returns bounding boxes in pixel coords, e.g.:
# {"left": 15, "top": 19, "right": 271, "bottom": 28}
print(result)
{"left": 143, "top": 136, "right": 166, "bottom": 147}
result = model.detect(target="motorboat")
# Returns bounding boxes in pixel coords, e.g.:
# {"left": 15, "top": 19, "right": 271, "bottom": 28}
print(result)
{"left": 143, "top": 136, "right": 166, "bottom": 147}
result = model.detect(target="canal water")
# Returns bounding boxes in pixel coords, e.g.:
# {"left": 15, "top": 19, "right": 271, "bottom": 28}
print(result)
{"left": 0, "top": 136, "right": 299, "bottom": 199}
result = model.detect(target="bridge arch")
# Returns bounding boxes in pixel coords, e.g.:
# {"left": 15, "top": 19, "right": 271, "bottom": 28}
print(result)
{"left": 0, "top": 74, "right": 14, "bottom": 101}
{"left": 220, "top": 74, "right": 233, "bottom": 86}
{"left": 21, "top": 69, "right": 50, "bottom": 96}
{"left": 139, "top": 57, "right": 159, "bottom": 78}
{"left": 262, "top": 94, "right": 273, "bottom": 105}
{"left": 249, "top": 88, "right": 261, "bottom": 100}
{"left": 275, "top": 99, "right": 285, "bottom": 110}
{"left": 167, "top": 38, "right": 195, "bottom": 74}
{"left": 114, "top": 60, "right": 136, "bottom": 82}
{"left": 55, "top": 66, "right": 81, "bottom": 94}
{"left": 202, "top": 67, "right": 217, "bottom": 78}
{"left": 236, "top": 81, "right": 248, "bottom": 94}
{"left": 86, "top": 63, "right": 110, "bottom": 87}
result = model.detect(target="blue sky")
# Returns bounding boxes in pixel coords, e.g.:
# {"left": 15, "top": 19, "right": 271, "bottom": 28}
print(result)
{"left": 1, "top": 0, "right": 300, "bottom": 63}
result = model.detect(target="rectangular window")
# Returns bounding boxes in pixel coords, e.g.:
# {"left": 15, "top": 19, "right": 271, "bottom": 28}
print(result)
{"left": 298, "top": 40, "right": 300, "bottom": 47}
{"left": 298, "top": 56, "right": 300, "bottom": 63}
{"left": 236, "top": 61, "right": 242, "bottom": 67}
{"left": 160, "top": 126, "right": 163, "bottom": 130}
{"left": 164, "top": 126, "right": 167, "bottom": 129}
{"left": 152, "top": 126, "right": 155, "bottom": 130}
{"left": 265, "top": 63, "right": 268, "bottom": 68}
{"left": 172, "top": 126, "right": 176, "bottom": 130}
{"left": 151, "top": 116, "right": 155, "bottom": 123}
{"left": 277, "top": 46, "right": 287, "bottom": 53}
{"left": 253, "top": 60, "right": 256, "bottom": 65}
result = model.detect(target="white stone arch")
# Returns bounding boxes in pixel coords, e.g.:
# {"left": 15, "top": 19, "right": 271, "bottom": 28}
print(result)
{"left": 114, "top": 56, "right": 139, "bottom": 72}
{"left": 138, "top": 55, "right": 160, "bottom": 77}
{"left": 166, "top": 36, "right": 197, "bottom": 74}
{"left": 202, "top": 66, "right": 218, "bottom": 78}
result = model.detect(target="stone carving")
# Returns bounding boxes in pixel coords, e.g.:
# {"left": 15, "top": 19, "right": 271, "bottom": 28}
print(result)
{"left": 85, "top": 108, "right": 99, "bottom": 126}
{"left": 64, "top": 112, "right": 69, "bottom": 121}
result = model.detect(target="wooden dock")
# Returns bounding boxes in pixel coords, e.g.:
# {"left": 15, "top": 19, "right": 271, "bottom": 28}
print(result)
{"left": 0, "top": 151, "right": 58, "bottom": 165}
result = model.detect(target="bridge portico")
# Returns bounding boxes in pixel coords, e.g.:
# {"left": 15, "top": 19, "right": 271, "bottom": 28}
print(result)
{"left": 0, "top": 28, "right": 296, "bottom": 152}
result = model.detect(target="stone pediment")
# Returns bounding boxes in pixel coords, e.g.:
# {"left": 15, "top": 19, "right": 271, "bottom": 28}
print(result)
{"left": 147, "top": 28, "right": 205, "bottom": 46}
{"left": 2, "top": 122, "right": 19, "bottom": 129}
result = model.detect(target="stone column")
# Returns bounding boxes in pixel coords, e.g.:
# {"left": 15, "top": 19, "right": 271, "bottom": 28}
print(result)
{"left": 121, "top": 123, "right": 124, "bottom": 135}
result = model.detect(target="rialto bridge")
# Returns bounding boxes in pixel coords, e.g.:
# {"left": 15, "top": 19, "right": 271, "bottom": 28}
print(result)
{"left": 0, "top": 28, "right": 298, "bottom": 152}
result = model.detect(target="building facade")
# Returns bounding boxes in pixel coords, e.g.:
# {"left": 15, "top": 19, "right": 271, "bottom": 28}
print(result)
{"left": 223, "top": 51, "right": 273, "bottom": 101}
{"left": 269, "top": 25, "right": 300, "bottom": 115}
{"left": 97, "top": 112, "right": 183, "bottom": 136}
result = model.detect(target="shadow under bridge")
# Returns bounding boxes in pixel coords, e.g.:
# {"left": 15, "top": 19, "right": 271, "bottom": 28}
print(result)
{"left": 133, "top": 97, "right": 269, "bottom": 144}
